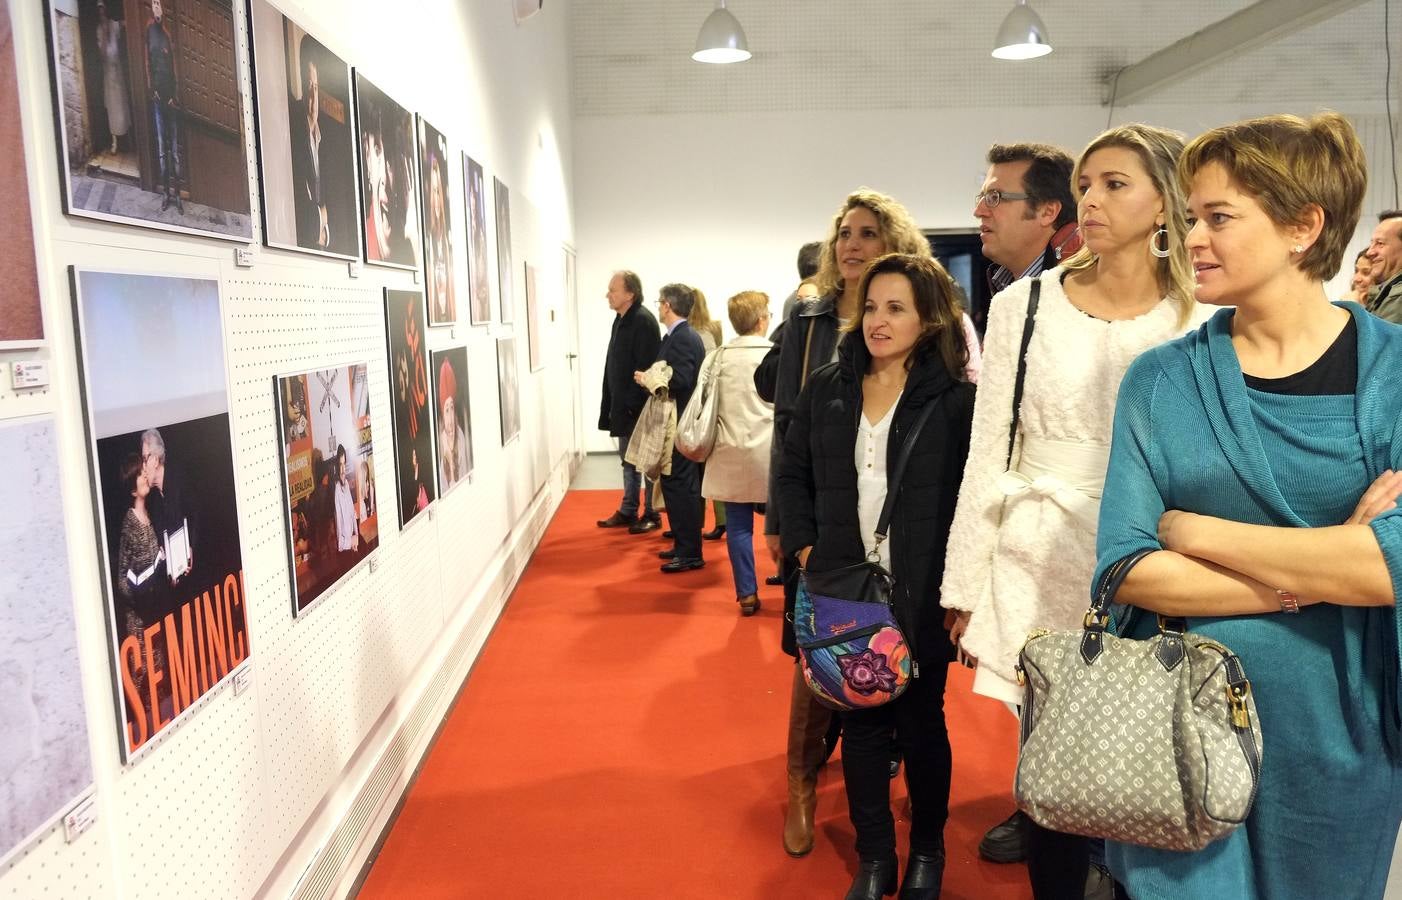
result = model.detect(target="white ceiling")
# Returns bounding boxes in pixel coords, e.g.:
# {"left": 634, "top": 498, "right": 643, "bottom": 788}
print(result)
{"left": 570, "top": 0, "right": 1397, "bottom": 116}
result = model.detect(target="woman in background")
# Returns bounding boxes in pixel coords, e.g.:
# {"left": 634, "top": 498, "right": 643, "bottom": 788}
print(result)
{"left": 699, "top": 291, "right": 773, "bottom": 616}
{"left": 689, "top": 288, "right": 728, "bottom": 541}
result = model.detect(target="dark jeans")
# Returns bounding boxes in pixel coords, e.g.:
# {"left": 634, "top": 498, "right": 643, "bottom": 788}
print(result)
{"left": 659, "top": 449, "right": 701, "bottom": 560}
{"left": 840, "top": 656, "right": 951, "bottom": 860}
{"left": 616, "top": 437, "right": 655, "bottom": 519}
{"left": 152, "top": 100, "right": 181, "bottom": 194}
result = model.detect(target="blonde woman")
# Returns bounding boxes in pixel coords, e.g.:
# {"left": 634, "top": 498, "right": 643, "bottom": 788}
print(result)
{"left": 940, "top": 124, "right": 1206, "bottom": 899}
{"left": 688, "top": 287, "right": 729, "bottom": 540}
{"left": 759, "top": 188, "right": 935, "bottom": 858}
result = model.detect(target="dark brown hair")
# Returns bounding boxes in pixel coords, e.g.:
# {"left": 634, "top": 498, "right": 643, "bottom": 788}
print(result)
{"left": 846, "top": 254, "right": 968, "bottom": 382}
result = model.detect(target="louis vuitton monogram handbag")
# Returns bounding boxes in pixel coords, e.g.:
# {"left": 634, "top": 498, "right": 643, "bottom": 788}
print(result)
{"left": 1013, "top": 548, "right": 1263, "bottom": 851}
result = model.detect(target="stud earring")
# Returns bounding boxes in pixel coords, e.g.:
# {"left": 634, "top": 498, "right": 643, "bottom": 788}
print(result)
{"left": 1149, "top": 227, "right": 1171, "bottom": 259}
{"left": 1292, "top": 244, "right": 1305, "bottom": 254}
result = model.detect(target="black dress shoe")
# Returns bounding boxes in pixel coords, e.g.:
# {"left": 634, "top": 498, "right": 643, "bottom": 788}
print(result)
{"left": 765, "top": 573, "right": 783, "bottom": 586}
{"left": 898, "top": 848, "right": 944, "bottom": 899}
{"left": 703, "top": 524, "right": 726, "bottom": 540}
{"left": 597, "top": 511, "right": 634, "bottom": 528}
{"left": 662, "top": 529, "right": 675, "bottom": 539}
{"left": 658, "top": 549, "right": 677, "bottom": 560}
{"left": 659, "top": 557, "right": 704, "bottom": 574}
{"left": 628, "top": 516, "right": 661, "bottom": 534}
{"left": 978, "top": 809, "right": 1029, "bottom": 863}
{"left": 845, "top": 857, "right": 898, "bottom": 900}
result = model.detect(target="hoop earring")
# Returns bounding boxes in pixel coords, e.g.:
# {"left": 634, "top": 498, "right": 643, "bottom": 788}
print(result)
{"left": 1149, "top": 227, "right": 1171, "bottom": 259}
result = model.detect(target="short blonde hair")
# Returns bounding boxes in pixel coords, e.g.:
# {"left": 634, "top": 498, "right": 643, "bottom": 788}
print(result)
{"left": 727, "top": 291, "right": 770, "bottom": 335}
{"left": 1062, "top": 123, "right": 1195, "bottom": 326}
{"left": 813, "top": 189, "right": 931, "bottom": 297}
{"left": 1178, "top": 112, "right": 1367, "bottom": 281}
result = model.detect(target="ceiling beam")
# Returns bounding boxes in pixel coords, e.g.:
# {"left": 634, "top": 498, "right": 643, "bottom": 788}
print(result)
{"left": 1104, "top": 0, "right": 1369, "bottom": 106}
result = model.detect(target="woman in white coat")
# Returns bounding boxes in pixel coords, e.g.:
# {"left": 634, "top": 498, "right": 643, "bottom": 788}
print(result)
{"left": 939, "top": 123, "right": 1208, "bottom": 899}
{"left": 700, "top": 291, "right": 774, "bottom": 616}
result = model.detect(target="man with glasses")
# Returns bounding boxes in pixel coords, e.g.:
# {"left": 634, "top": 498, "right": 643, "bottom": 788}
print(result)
{"left": 975, "top": 143, "right": 1079, "bottom": 297}
{"left": 969, "top": 142, "right": 1078, "bottom": 870}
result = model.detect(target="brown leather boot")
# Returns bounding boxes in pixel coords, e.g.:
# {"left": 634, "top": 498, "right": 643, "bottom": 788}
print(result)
{"left": 783, "top": 665, "right": 832, "bottom": 857}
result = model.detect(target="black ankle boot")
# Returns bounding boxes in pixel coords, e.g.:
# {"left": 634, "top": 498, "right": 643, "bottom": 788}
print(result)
{"left": 845, "top": 856, "right": 898, "bottom": 900}
{"left": 898, "top": 847, "right": 944, "bottom": 899}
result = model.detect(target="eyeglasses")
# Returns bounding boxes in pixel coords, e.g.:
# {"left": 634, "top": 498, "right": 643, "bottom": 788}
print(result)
{"left": 974, "top": 189, "right": 1031, "bottom": 209}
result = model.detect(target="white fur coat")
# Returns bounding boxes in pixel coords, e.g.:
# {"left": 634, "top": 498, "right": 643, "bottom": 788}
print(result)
{"left": 939, "top": 268, "right": 1208, "bottom": 702}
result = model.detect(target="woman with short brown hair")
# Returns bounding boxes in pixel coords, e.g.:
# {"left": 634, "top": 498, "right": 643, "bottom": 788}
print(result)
{"left": 1095, "top": 112, "right": 1402, "bottom": 899}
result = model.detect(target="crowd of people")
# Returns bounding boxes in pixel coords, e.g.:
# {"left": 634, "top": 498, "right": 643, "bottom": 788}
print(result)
{"left": 595, "top": 112, "right": 1402, "bottom": 900}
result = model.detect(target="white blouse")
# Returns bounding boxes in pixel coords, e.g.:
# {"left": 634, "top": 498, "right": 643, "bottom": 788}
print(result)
{"left": 855, "top": 392, "right": 901, "bottom": 572}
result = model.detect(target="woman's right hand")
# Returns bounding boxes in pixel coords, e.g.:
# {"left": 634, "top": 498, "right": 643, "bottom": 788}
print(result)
{"left": 1346, "top": 469, "right": 1402, "bottom": 526}
{"left": 797, "top": 546, "right": 812, "bottom": 569}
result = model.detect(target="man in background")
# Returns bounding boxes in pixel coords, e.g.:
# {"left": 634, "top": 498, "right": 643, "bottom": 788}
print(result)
{"left": 975, "top": 142, "right": 1079, "bottom": 296}
{"left": 597, "top": 271, "right": 662, "bottom": 532}
{"left": 1366, "top": 212, "right": 1402, "bottom": 323}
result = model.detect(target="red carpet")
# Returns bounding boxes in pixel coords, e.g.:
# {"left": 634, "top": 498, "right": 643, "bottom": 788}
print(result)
{"left": 357, "top": 491, "right": 1031, "bottom": 899}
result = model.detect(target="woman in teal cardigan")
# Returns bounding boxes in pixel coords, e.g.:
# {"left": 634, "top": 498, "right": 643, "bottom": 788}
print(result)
{"left": 1095, "top": 113, "right": 1402, "bottom": 899}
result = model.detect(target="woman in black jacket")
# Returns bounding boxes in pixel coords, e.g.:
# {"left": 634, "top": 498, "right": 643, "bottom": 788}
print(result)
{"left": 778, "top": 253, "right": 974, "bottom": 900}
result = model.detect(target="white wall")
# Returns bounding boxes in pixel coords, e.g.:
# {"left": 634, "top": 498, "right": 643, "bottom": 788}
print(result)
{"left": 0, "top": 1, "right": 579, "bottom": 898}
{"left": 573, "top": 101, "right": 1399, "bottom": 453}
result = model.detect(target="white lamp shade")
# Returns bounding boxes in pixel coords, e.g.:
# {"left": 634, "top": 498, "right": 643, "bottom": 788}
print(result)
{"left": 692, "top": 5, "right": 751, "bottom": 64}
{"left": 992, "top": 2, "right": 1052, "bottom": 60}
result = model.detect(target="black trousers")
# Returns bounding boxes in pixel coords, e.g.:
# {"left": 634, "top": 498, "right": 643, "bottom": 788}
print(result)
{"left": 1027, "top": 820, "right": 1089, "bottom": 899}
{"left": 660, "top": 449, "right": 702, "bottom": 560}
{"left": 840, "top": 656, "right": 951, "bottom": 860}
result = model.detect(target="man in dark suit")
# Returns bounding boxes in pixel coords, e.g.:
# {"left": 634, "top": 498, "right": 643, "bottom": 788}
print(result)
{"left": 634, "top": 283, "right": 705, "bottom": 573}
{"left": 597, "top": 270, "right": 661, "bottom": 530}
{"left": 290, "top": 42, "right": 330, "bottom": 250}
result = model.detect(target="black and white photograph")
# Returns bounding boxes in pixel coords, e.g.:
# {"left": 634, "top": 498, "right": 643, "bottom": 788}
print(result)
{"left": 0, "top": 416, "right": 93, "bottom": 867}
{"left": 72, "top": 268, "right": 250, "bottom": 761}
{"left": 496, "top": 336, "right": 519, "bottom": 445}
{"left": 45, "top": 0, "right": 254, "bottom": 241}
{"left": 249, "top": 0, "right": 359, "bottom": 259}
{"left": 355, "top": 72, "right": 420, "bottom": 271}
{"left": 463, "top": 153, "right": 490, "bottom": 325}
{"left": 431, "top": 347, "right": 472, "bottom": 494}
{"left": 493, "top": 176, "right": 513, "bottom": 323}
{"left": 419, "top": 118, "right": 456, "bottom": 324}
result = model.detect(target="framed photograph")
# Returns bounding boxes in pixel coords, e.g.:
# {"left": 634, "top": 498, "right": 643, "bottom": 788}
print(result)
{"left": 463, "top": 153, "right": 490, "bottom": 326}
{"left": 248, "top": 0, "right": 359, "bottom": 259}
{"left": 0, "top": 415, "right": 94, "bottom": 867}
{"left": 275, "top": 364, "right": 379, "bottom": 616}
{"left": 1, "top": 0, "right": 43, "bottom": 348}
{"left": 419, "top": 118, "right": 456, "bottom": 324}
{"left": 493, "top": 176, "right": 513, "bottom": 323}
{"left": 496, "top": 337, "right": 519, "bottom": 445}
{"left": 354, "top": 72, "right": 419, "bottom": 271}
{"left": 43, "top": 0, "right": 254, "bottom": 242}
{"left": 524, "top": 262, "right": 544, "bottom": 372}
{"left": 430, "top": 347, "right": 472, "bottom": 494}
{"left": 71, "top": 268, "right": 250, "bottom": 762}
{"left": 382, "top": 288, "right": 436, "bottom": 528}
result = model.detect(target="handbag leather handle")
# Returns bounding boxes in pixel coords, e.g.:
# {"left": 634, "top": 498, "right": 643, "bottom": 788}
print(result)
{"left": 871, "top": 396, "right": 941, "bottom": 551}
{"left": 1006, "top": 277, "right": 1042, "bottom": 469}
{"left": 1081, "top": 547, "right": 1156, "bottom": 664}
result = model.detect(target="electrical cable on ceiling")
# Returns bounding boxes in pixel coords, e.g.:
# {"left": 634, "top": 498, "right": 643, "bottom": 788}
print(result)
{"left": 1106, "top": 67, "right": 1123, "bottom": 130}
{"left": 1387, "top": 0, "right": 1399, "bottom": 206}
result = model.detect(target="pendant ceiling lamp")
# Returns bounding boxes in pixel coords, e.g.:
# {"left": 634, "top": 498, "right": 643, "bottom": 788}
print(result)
{"left": 992, "top": 0, "right": 1053, "bottom": 60}
{"left": 692, "top": 0, "right": 751, "bottom": 64}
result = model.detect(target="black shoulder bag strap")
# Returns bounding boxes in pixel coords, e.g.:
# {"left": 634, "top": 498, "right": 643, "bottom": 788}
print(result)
{"left": 871, "top": 397, "right": 942, "bottom": 556}
{"left": 1006, "top": 276, "right": 1042, "bottom": 469}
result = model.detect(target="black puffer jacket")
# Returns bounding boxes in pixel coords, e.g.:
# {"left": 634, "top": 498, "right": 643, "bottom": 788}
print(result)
{"left": 776, "top": 335, "right": 974, "bottom": 665}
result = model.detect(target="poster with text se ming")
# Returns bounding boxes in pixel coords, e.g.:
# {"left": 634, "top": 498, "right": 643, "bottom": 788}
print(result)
{"left": 72, "top": 268, "right": 249, "bottom": 762}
